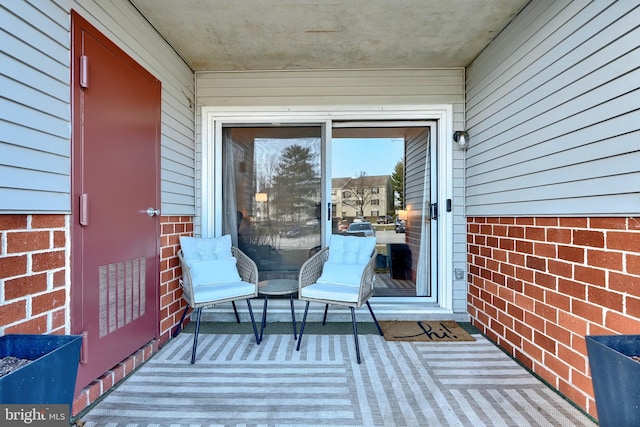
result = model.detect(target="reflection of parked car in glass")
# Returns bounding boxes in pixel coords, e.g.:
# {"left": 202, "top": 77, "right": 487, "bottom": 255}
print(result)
{"left": 284, "top": 227, "right": 301, "bottom": 237}
{"left": 377, "top": 215, "right": 392, "bottom": 224}
{"left": 395, "top": 220, "right": 406, "bottom": 233}
{"left": 346, "top": 222, "right": 376, "bottom": 237}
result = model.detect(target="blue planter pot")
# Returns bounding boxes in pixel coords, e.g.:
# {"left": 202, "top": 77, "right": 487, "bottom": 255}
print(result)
{"left": 0, "top": 334, "right": 82, "bottom": 415}
{"left": 586, "top": 335, "right": 640, "bottom": 427}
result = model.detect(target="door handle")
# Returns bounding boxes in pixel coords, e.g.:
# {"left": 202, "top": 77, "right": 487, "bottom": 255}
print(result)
{"left": 146, "top": 207, "right": 160, "bottom": 217}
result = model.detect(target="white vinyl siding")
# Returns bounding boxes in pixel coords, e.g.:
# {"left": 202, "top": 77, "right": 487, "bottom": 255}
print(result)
{"left": 465, "top": 0, "right": 640, "bottom": 216}
{"left": 0, "top": 0, "right": 70, "bottom": 212}
{"left": 1, "top": 0, "right": 195, "bottom": 215}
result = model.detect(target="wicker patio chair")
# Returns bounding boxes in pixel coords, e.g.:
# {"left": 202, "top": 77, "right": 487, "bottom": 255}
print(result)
{"left": 175, "top": 235, "right": 260, "bottom": 363}
{"left": 296, "top": 234, "right": 384, "bottom": 363}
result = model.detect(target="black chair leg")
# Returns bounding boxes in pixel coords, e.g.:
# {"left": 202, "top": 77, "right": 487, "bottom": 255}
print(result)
{"left": 246, "top": 299, "right": 260, "bottom": 345}
{"left": 259, "top": 295, "right": 269, "bottom": 343}
{"left": 296, "top": 302, "right": 310, "bottom": 351}
{"left": 289, "top": 293, "right": 297, "bottom": 339}
{"left": 366, "top": 301, "right": 384, "bottom": 336}
{"left": 172, "top": 305, "right": 190, "bottom": 338}
{"left": 232, "top": 301, "right": 240, "bottom": 323}
{"left": 322, "top": 304, "right": 329, "bottom": 325}
{"left": 190, "top": 307, "right": 203, "bottom": 364}
{"left": 350, "top": 307, "right": 361, "bottom": 364}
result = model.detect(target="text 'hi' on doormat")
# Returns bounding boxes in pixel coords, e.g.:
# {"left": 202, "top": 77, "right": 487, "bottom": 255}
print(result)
{"left": 379, "top": 320, "right": 476, "bottom": 342}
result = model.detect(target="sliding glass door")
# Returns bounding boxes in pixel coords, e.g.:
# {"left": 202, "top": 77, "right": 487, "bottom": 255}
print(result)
{"left": 218, "top": 121, "right": 436, "bottom": 300}
{"left": 221, "top": 126, "right": 322, "bottom": 280}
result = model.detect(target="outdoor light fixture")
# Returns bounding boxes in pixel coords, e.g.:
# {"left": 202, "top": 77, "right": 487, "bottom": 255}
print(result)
{"left": 255, "top": 192, "right": 268, "bottom": 202}
{"left": 453, "top": 131, "right": 469, "bottom": 149}
{"left": 397, "top": 209, "right": 408, "bottom": 220}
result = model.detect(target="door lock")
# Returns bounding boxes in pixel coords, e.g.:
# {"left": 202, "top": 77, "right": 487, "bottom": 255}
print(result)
{"left": 146, "top": 207, "right": 160, "bottom": 217}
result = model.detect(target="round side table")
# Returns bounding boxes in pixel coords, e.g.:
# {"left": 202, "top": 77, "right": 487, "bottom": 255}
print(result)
{"left": 258, "top": 279, "right": 298, "bottom": 343}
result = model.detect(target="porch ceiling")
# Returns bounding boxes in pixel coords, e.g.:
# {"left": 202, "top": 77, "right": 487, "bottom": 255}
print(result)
{"left": 130, "top": 0, "right": 529, "bottom": 71}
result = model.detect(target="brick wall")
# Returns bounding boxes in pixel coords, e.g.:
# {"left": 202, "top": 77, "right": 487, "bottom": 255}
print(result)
{"left": 467, "top": 217, "right": 640, "bottom": 419}
{"left": 0, "top": 214, "right": 68, "bottom": 334}
{"left": 159, "top": 215, "right": 193, "bottom": 338}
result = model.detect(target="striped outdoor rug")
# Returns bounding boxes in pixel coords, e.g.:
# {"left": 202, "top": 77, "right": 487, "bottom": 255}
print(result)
{"left": 81, "top": 332, "right": 594, "bottom": 427}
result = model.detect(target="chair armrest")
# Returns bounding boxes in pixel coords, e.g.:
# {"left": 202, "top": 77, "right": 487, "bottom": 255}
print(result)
{"left": 357, "top": 249, "right": 378, "bottom": 306}
{"left": 177, "top": 250, "right": 196, "bottom": 306}
{"left": 231, "top": 246, "right": 259, "bottom": 285}
{"left": 299, "top": 247, "right": 329, "bottom": 291}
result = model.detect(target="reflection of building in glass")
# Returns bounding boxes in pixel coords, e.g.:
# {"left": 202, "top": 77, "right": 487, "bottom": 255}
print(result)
{"left": 331, "top": 175, "right": 394, "bottom": 220}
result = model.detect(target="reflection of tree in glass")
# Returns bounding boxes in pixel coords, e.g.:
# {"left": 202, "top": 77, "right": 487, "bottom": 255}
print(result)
{"left": 342, "top": 171, "right": 374, "bottom": 217}
{"left": 390, "top": 159, "right": 404, "bottom": 209}
{"left": 271, "top": 144, "right": 319, "bottom": 221}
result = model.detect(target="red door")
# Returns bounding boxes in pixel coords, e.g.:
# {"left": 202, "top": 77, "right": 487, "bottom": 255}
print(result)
{"left": 71, "top": 12, "right": 160, "bottom": 391}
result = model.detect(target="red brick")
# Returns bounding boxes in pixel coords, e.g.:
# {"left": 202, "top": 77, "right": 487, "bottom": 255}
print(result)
{"left": 588, "top": 286, "right": 623, "bottom": 311}
{"left": 0, "top": 300, "right": 27, "bottom": 327}
{"left": 526, "top": 255, "right": 546, "bottom": 271}
{"left": 515, "top": 217, "right": 535, "bottom": 225}
{"left": 0, "top": 214, "right": 27, "bottom": 231}
{"left": 535, "top": 271, "right": 556, "bottom": 290}
{"left": 534, "top": 242, "right": 556, "bottom": 258}
{"left": 53, "top": 230, "right": 65, "bottom": 248}
{"left": 32, "top": 250, "right": 65, "bottom": 272}
{"left": 7, "top": 231, "right": 50, "bottom": 253}
{"left": 537, "top": 217, "right": 559, "bottom": 227}
{"left": 31, "top": 214, "right": 65, "bottom": 228}
{"left": 572, "top": 300, "right": 603, "bottom": 323}
{"left": 32, "top": 289, "right": 66, "bottom": 314}
{"left": 559, "top": 218, "right": 588, "bottom": 228}
{"left": 609, "top": 272, "right": 640, "bottom": 295}
{"left": 507, "top": 226, "right": 525, "bottom": 238}
{"left": 607, "top": 231, "right": 640, "bottom": 252}
{"left": 4, "top": 273, "right": 47, "bottom": 300}
{"left": 6, "top": 315, "right": 47, "bottom": 334}
{"left": 558, "top": 245, "right": 584, "bottom": 263}
{"left": 573, "top": 229, "right": 604, "bottom": 248}
{"left": 533, "top": 330, "right": 556, "bottom": 353}
{"left": 548, "top": 259, "right": 572, "bottom": 278}
{"left": 574, "top": 265, "right": 606, "bottom": 287}
{"left": 525, "top": 311, "right": 545, "bottom": 332}
{"left": 558, "top": 311, "right": 588, "bottom": 338}
{"left": 587, "top": 249, "right": 623, "bottom": 271}
{"left": 0, "top": 255, "right": 28, "bottom": 279}
{"left": 52, "top": 270, "right": 65, "bottom": 287}
{"left": 535, "top": 302, "right": 558, "bottom": 322}
{"left": 547, "top": 228, "right": 571, "bottom": 244}
{"left": 590, "top": 217, "right": 626, "bottom": 230}
{"left": 525, "top": 227, "right": 546, "bottom": 241}
{"left": 628, "top": 254, "right": 640, "bottom": 276}
{"left": 605, "top": 311, "right": 640, "bottom": 334}
{"left": 626, "top": 296, "right": 640, "bottom": 318}
{"left": 558, "top": 278, "right": 586, "bottom": 299}
{"left": 515, "top": 239, "right": 533, "bottom": 254}
{"left": 546, "top": 291, "right": 570, "bottom": 311}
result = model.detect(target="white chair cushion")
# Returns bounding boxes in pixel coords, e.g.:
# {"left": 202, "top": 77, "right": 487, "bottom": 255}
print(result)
{"left": 317, "top": 261, "right": 366, "bottom": 287}
{"left": 192, "top": 281, "right": 256, "bottom": 304}
{"left": 327, "top": 234, "right": 376, "bottom": 265}
{"left": 300, "top": 282, "right": 359, "bottom": 303}
{"left": 179, "top": 235, "right": 233, "bottom": 262}
{"left": 188, "top": 258, "right": 241, "bottom": 286}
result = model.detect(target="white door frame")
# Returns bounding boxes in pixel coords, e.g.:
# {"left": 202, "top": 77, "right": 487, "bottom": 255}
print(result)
{"left": 201, "top": 105, "right": 456, "bottom": 316}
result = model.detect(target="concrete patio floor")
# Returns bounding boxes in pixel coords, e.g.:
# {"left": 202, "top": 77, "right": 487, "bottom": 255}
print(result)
{"left": 76, "top": 322, "right": 597, "bottom": 426}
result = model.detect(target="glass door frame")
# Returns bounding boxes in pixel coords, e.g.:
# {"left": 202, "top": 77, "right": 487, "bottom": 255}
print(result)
{"left": 202, "top": 105, "right": 455, "bottom": 312}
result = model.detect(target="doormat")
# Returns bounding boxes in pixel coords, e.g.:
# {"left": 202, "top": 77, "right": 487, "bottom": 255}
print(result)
{"left": 379, "top": 320, "right": 476, "bottom": 342}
